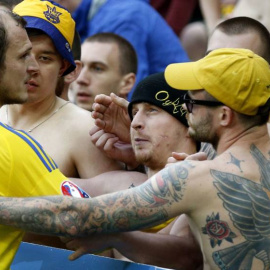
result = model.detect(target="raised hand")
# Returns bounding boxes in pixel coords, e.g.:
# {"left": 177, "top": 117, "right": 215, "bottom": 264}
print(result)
{"left": 91, "top": 93, "right": 131, "bottom": 143}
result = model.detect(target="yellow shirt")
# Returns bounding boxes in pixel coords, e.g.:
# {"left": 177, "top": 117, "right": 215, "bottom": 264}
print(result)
{"left": 143, "top": 218, "right": 175, "bottom": 233}
{"left": 0, "top": 123, "right": 88, "bottom": 270}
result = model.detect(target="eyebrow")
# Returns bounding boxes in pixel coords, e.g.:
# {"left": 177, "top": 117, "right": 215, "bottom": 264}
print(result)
{"left": 39, "top": 48, "right": 59, "bottom": 55}
{"left": 89, "top": 61, "right": 107, "bottom": 66}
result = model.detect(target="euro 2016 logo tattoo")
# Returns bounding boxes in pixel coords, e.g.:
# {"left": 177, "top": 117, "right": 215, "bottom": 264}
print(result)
{"left": 202, "top": 212, "right": 236, "bottom": 248}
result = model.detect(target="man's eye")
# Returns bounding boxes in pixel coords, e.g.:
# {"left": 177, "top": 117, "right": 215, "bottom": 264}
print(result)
{"left": 149, "top": 108, "right": 158, "bottom": 112}
{"left": 91, "top": 66, "right": 104, "bottom": 72}
{"left": 40, "top": 56, "right": 50, "bottom": 61}
{"left": 21, "top": 52, "right": 30, "bottom": 59}
{"left": 132, "top": 110, "right": 138, "bottom": 117}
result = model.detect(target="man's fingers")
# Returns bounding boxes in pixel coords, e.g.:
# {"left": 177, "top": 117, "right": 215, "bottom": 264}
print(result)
{"left": 93, "top": 118, "right": 106, "bottom": 129}
{"left": 94, "top": 94, "right": 112, "bottom": 107}
{"left": 68, "top": 248, "right": 85, "bottom": 261}
{"left": 111, "top": 93, "right": 129, "bottom": 109}
{"left": 171, "top": 152, "right": 189, "bottom": 160}
{"left": 95, "top": 133, "right": 117, "bottom": 149}
{"left": 89, "top": 125, "right": 101, "bottom": 136}
{"left": 91, "top": 104, "right": 107, "bottom": 116}
{"left": 103, "top": 137, "right": 119, "bottom": 152}
{"left": 185, "top": 152, "right": 208, "bottom": 161}
{"left": 90, "top": 129, "right": 106, "bottom": 144}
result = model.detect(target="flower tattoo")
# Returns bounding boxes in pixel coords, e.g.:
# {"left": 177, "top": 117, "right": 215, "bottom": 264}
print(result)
{"left": 202, "top": 212, "right": 237, "bottom": 248}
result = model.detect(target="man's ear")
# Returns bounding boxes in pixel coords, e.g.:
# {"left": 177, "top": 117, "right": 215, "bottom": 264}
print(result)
{"left": 64, "top": 60, "right": 82, "bottom": 84}
{"left": 59, "top": 59, "right": 71, "bottom": 77}
{"left": 219, "top": 106, "right": 234, "bottom": 127}
{"left": 118, "top": 73, "right": 136, "bottom": 99}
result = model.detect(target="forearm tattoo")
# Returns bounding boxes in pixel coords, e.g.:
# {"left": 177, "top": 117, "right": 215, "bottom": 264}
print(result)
{"left": 0, "top": 162, "right": 190, "bottom": 237}
{"left": 135, "top": 164, "right": 187, "bottom": 205}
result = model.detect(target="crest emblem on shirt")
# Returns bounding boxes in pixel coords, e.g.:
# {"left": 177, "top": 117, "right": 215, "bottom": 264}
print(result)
{"left": 61, "top": 181, "right": 90, "bottom": 198}
{"left": 43, "top": 5, "right": 62, "bottom": 24}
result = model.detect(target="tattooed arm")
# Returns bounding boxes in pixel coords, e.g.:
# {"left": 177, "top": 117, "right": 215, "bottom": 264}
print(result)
{"left": 0, "top": 161, "right": 197, "bottom": 237}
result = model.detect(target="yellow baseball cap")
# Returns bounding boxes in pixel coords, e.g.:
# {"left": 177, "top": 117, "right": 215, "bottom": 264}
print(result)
{"left": 13, "top": 0, "right": 76, "bottom": 75}
{"left": 165, "top": 48, "right": 270, "bottom": 115}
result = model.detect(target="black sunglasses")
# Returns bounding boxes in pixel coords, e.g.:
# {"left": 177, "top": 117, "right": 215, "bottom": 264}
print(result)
{"left": 183, "top": 93, "right": 224, "bottom": 113}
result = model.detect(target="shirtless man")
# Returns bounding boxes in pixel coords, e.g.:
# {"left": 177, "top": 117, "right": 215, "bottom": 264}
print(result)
{"left": 200, "top": 16, "right": 270, "bottom": 157}
{"left": 1, "top": 48, "right": 269, "bottom": 270}
{"left": 85, "top": 16, "right": 270, "bottom": 267}
{"left": 74, "top": 72, "right": 202, "bottom": 269}
{"left": 0, "top": 0, "right": 121, "bottom": 178}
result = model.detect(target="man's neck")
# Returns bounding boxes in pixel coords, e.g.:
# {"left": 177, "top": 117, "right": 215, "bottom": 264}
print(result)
{"left": 4, "top": 97, "right": 63, "bottom": 131}
{"left": 216, "top": 124, "right": 269, "bottom": 155}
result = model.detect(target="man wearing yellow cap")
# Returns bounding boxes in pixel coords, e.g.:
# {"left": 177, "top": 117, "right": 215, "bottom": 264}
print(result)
{"left": 0, "top": 48, "right": 270, "bottom": 270}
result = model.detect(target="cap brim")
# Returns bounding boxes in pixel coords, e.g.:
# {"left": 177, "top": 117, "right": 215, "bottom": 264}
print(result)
{"left": 165, "top": 62, "right": 202, "bottom": 90}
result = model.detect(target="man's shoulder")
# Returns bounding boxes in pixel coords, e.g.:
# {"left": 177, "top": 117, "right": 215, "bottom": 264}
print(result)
{"left": 48, "top": 103, "right": 94, "bottom": 139}
{"left": 184, "top": 145, "right": 269, "bottom": 186}
{"left": 62, "top": 103, "right": 94, "bottom": 125}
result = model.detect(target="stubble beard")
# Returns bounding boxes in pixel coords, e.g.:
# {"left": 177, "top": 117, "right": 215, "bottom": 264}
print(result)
{"left": 0, "top": 85, "right": 28, "bottom": 105}
{"left": 189, "top": 112, "right": 216, "bottom": 144}
{"left": 134, "top": 147, "right": 167, "bottom": 172}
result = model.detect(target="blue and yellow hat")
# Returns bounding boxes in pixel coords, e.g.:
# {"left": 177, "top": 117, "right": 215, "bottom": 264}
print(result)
{"left": 13, "top": 0, "right": 76, "bottom": 75}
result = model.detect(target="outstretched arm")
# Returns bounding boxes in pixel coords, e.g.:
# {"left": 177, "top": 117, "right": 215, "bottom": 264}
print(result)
{"left": 64, "top": 215, "right": 203, "bottom": 270}
{"left": 0, "top": 161, "right": 198, "bottom": 237}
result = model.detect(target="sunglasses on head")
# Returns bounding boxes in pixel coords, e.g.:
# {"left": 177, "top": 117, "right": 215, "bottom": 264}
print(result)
{"left": 183, "top": 93, "right": 224, "bottom": 113}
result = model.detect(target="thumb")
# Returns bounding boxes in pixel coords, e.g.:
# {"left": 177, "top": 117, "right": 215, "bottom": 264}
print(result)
{"left": 68, "top": 249, "right": 84, "bottom": 261}
{"left": 111, "top": 93, "right": 129, "bottom": 109}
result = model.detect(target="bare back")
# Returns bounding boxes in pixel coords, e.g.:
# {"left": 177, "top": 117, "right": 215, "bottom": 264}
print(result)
{"left": 173, "top": 136, "right": 270, "bottom": 269}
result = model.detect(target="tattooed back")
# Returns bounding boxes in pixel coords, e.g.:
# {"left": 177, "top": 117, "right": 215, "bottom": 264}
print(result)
{"left": 170, "top": 141, "right": 270, "bottom": 270}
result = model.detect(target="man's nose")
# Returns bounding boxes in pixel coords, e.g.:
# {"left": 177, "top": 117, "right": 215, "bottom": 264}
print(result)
{"left": 27, "top": 54, "right": 39, "bottom": 74}
{"left": 131, "top": 112, "right": 144, "bottom": 130}
{"left": 76, "top": 67, "right": 90, "bottom": 85}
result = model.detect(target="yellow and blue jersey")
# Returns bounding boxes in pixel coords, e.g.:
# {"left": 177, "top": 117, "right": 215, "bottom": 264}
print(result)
{"left": 0, "top": 123, "right": 88, "bottom": 269}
